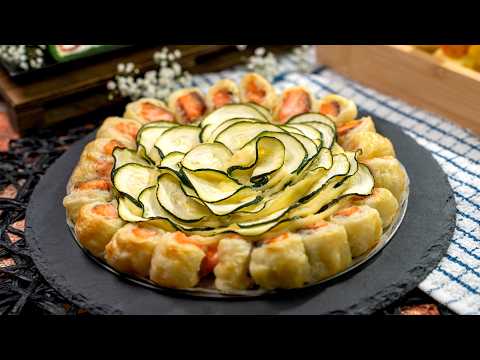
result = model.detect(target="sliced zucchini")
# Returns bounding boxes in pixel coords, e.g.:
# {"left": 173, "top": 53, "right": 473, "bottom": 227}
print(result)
{"left": 139, "top": 120, "right": 177, "bottom": 130}
{"left": 227, "top": 136, "right": 285, "bottom": 182}
{"left": 182, "top": 168, "right": 244, "bottom": 203}
{"left": 247, "top": 102, "right": 272, "bottom": 121}
{"left": 299, "top": 153, "right": 351, "bottom": 203}
{"left": 287, "top": 123, "right": 322, "bottom": 146}
{"left": 113, "top": 164, "right": 159, "bottom": 204}
{"left": 181, "top": 143, "right": 232, "bottom": 171}
{"left": 206, "top": 117, "right": 264, "bottom": 143}
{"left": 340, "top": 163, "right": 374, "bottom": 198}
{"left": 214, "top": 121, "right": 285, "bottom": 152}
{"left": 204, "top": 188, "right": 262, "bottom": 216}
{"left": 200, "top": 104, "right": 266, "bottom": 141}
{"left": 136, "top": 126, "right": 171, "bottom": 160}
{"left": 118, "top": 196, "right": 147, "bottom": 222}
{"left": 288, "top": 112, "right": 336, "bottom": 130}
{"left": 237, "top": 208, "right": 289, "bottom": 228}
{"left": 299, "top": 122, "right": 335, "bottom": 149}
{"left": 280, "top": 125, "right": 306, "bottom": 136}
{"left": 147, "top": 147, "right": 163, "bottom": 166}
{"left": 139, "top": 186, "right": 171, "bottom": 219}
{"left": 331, "top": 142, "right": 345, "bottom": 155}
{"left": 156, "top": 173, "right": 210, "bottom": 222}
{"left": 154, "top": 125, "right": 201, "bottom": 157}
{"left": 160, "top": 151, "right": 185, "bottom": 172}
{"left": 254, "top": 131, "right": 307, "bottom": 174}
{"left": 304, "top": 147, "right": 333, "bottom": 172}
{"left": 112, "top": 147, "right": 149, "bottom": 171}
{"left": 288, "top": 132, "right": 318, "bottom": 163}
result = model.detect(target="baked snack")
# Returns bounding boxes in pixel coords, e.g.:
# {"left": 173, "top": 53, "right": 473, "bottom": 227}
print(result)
{"left": 64, "top": 72, "right": 408, "bottom": 294}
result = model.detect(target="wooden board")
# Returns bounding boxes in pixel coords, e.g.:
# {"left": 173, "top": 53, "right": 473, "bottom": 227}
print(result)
{"left": 0, "top": 45, "right": 293, "bottom": 134}
{"left": 315, "top": 45, "right": 480, "bottom": 135}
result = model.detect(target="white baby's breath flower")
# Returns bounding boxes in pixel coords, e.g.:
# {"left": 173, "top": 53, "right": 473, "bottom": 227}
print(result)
{"left": 246, "top": 47, "right": 279, "bottom": 81}
{"left": 172, "top": 62, "right": 181, "bottom": 76}
{"left": 254, "top": 47, "right": 266, "bottom": 56}
{"left": 117, "top": 63, "right": 125, "bottom": 73}
{"left": 107, "top": 81, "right": 116, "bottom": 90}
{"left": 291, "top": 45, "right": 313, "bottom": 73}
{"left": 107, "top": 46, "right": 192, "bottom": 102}
{"left": 125, "top": 62, "right": 135, "bottom": 73}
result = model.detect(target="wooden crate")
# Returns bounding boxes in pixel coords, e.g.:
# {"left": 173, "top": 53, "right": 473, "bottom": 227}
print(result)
{"left": 0, "top": 45, "right": 293, "bottom": 134}
{"left": 315, "top": 45, "right": 480, "bottom": 135}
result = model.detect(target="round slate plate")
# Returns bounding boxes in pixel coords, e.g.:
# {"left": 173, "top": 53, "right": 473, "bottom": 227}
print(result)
{"left": 25, "top": 118, "right": 456, "bottom": 314}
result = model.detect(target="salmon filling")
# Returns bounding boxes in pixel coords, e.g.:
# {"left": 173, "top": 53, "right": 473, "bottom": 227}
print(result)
{"left": 199, "top": 245, "right": 219, "bottom": 277}
{"left": 103, "top": 140, "right": 125, "bottom": 155}
{"left": 140, "top": 102, "right": 175, "bottom": 122}
{"left": 212, "top": 89, "right": 233, "bottom": 108}
{"left": 263, "top": 232, "right": 289, "bottom": 245}
{"left": 115, "top": 122, "right": 139, "bottom": 139}
{"left": 94, "top": 160, "right": 114, "bottom": 178}
{"left": 278, "top": 90, "right": 311, "bottom": 123}
{"left": 132, "top": 226, "right": 158, "bottom": 238}
{"left": 246, "top": 80, "right": 266, "bottom": 104}
{"left": 92, "top": 203, "right": 117, "bottom": 218}
{"left": 441, "top": 45, "right": 470, "bottom": 58}
{"left": 337, "top": 120, "right": 362, "bottom": 136}
{"left": 177, "top": 92, "right": 206, "bottom": 123}
{"left": 304, "top": 220, "right": 329, "bottom": 230}
{"left": 335, "top": 206, "right": 360, "bottom": 217}
{"left": 173, "top": 232, "right": 218, "bottom": 277}
{"left": 75, "top": 179, "right": 111, "bottom": 191}
{"left": 319, "top": 101, "right": 341, "bottom": 117}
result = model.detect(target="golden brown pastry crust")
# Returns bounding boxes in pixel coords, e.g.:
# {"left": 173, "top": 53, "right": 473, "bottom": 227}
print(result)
{"left": 75, "top": 201, "right": 125, "bottom": 257}
{"left": 105, "top": 223, "right": 165, "bottom": 277}
{"left": 249, "top": 233, "right": 311, "bottom": 289}
{"left": 329, "top": 205, "right": 382, "bottom": 257}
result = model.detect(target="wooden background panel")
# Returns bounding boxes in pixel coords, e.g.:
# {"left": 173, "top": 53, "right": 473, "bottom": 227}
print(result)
{"left": 0, "top": 45, "right": 293, "bottom": 133}
{"left": 316, "top": 45, "right": 480, "bottom": 135}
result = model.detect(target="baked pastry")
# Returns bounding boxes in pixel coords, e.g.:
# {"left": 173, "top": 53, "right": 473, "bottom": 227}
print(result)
{"left": 64, "top": 72, "right": 408, "bottom": 294}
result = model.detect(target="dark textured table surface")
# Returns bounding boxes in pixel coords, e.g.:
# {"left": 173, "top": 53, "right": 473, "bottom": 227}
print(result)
{"left": 0, "top": 116, "right": 454, "bottom": 315}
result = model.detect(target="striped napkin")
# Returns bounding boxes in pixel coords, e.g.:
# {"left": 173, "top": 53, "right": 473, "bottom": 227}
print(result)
{"left": 190, "top": 49, "right": 480, "bottom": 315}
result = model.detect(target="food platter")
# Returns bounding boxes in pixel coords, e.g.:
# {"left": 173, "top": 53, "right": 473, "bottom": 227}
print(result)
{"left": 61, "top": 75, "right": 411, "bottom": 295}
{"left": 66, "top": 187, "right": 408, "bottom": 298}
{"left": 26, "top": 114, "right": 455, "bottom": 314}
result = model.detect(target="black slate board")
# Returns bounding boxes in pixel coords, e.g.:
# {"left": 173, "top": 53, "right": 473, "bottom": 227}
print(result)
{"left": 25, "top": 118, "right": 456, "bottom": 314}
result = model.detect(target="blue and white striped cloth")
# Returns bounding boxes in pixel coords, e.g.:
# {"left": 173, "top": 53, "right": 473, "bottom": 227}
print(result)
{"left": 190, "top": 49, "right": 480, "bottom": 315}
